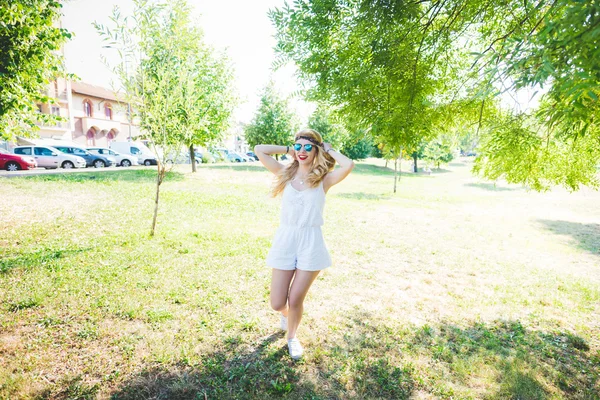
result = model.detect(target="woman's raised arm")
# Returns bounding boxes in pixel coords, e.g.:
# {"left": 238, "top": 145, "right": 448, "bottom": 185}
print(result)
{"left": 254, "top": 145, "right": 294, "bottom": 175}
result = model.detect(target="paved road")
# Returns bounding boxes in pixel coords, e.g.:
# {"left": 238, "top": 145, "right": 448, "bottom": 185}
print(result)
{"left": 0, "top": 166, "right": 154, "bottom": 178}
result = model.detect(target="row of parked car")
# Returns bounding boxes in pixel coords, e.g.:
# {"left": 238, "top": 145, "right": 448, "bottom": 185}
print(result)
{"left": 165, "top": 148, "right": 259, "bottom": 164}
{"left": 0, "top": 142, "right": 260, "bottom": 171}
{"left": 0, "top": 142, "right": 158, "bottom": 171}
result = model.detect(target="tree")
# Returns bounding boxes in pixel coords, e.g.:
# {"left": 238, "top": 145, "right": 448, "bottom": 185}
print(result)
{"left": 270, "top": 0, "right": 474, "bottom": 192}
{"left": 245, "top": 82, "right": 296, "bottom": 159}
{"left": 473, "top": 0, "right": 600, "bottom": 190}
{"left": 409, "top": 140, "right": 427, "bottom": 173}
{"left": 424, "top": 139, "right": 454, "bottom": 170}
{"left": 0, "top": 0, "right": 72, "bottom": 141}
{"left": 173, "top": 24, "right": 236, "bottom": 173}
{"left": 272, "top": 0, "right": 600, "bottom": 192}
{"left": 308, "top": 104, "right": 347, "bottom": 149}
{"left": 96, "top": 0, "right": 234, "bottom": 235}
{"left": 340, "top": 129, "right": 374, "bottom": 161}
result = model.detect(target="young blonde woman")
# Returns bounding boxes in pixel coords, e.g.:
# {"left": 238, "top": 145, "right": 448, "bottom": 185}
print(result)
{"left": 254, "top": 129, "right": 354, "bottom": 360}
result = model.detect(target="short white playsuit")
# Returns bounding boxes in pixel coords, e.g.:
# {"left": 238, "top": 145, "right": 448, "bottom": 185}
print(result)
{"left": 266, "top": 180, "right": 331, "bottom": 271}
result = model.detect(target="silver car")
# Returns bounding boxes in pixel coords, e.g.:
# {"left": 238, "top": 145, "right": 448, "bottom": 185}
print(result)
{"left": 87, "top": 147, "right": 138, "bottom": 167}
{"left": 13, "top": 146, "right": 86, "bottom": 169}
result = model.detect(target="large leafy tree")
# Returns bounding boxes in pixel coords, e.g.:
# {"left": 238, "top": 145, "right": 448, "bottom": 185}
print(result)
{"left": 168, "top": 7, "right": 236, "bottom": 173}
{"left": 272, "top": 0, "right": 600, "bottom": 192}
{"left": 270, "top": 0, "right": 477, "bottom": 191}
{"left": 473, "top": 0, "right": 600, "bottom": 190}
{"left": 0, "top": 0, "right": 72, "bottom": 141}
{"left": 96, "top": 0, "right": 235, "bottom": 235}
{"left": 245, "top": 82, "right": 296, "bottom": 159}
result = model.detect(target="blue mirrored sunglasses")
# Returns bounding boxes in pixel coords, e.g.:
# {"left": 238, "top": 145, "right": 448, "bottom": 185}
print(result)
{"left": 293, "top": 143, "right": 313, "bottom": 152}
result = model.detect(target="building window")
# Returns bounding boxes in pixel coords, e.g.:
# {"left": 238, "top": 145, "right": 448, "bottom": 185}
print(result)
{"left": 104, "top": 104, "right": 113, "bottom": 120}
{"left": 83, "top": 100, "right": 93, "bottom": 117}
{"left": 51, "top": 106, "right": 60, "bottom": 116}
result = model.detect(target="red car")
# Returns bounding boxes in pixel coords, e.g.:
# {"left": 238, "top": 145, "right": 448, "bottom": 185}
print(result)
{"left": 0, "top": 148, "right": 37, "bottom": 171}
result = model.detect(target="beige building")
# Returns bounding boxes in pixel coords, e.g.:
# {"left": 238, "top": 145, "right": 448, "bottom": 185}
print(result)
{"left": 26, "top": 78, "right": 140, "bottom": 148}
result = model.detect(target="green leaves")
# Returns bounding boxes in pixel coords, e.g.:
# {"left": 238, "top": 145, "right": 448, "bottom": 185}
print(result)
{"left": 244, "top": 82, "right": 296, "bottom": 150}
{"left": 96, "top": 0, "right": 236, "bottom": 155}
{"left": 0, "top": 0, "right": 71, "bottom": 141}
{"left": 274, "top": 0, "right": 600, "bottom": 191}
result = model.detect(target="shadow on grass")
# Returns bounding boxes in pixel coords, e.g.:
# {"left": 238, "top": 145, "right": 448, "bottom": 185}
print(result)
{"left": 430, "top": 168, "right": 452, "bottom": 174}
{"left": 105, "top": 312, "right": 599, "bottom": 399}
{"left": 464, "top": 182, "right": 522, "bottom": 192}
{"left": 0, "top": 246, "right": 93, "bottom": 275}
{"left": 335, "top": 192, "right": 392, "bottom": 201}
{"left": 108, "top": 332, "right": 325, "bottom": 400}
{"left": 16, "top": 169, "right": 184, "bottom": 183}
{"left": 205, "top": 164, "right": 265, "bottom": 173}
{"left": 109, "top": 326, "right": 416, "bottom": 400}
{"left": 537, "top": 219, "right": 600, "bottom": 256}
{"left": 351, "top": 163, "right": 426, "bottom": 179}
{"left": 408, "top": 319, "right": 598, "bottom": 399}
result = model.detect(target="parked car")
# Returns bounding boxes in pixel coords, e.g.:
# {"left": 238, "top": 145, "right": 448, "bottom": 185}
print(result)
{"left": 13, "top": 145, "right": 86, "bottom": 169}
{"left": 164, "top": 149, "right": 202, "bottom": 165}
{"left": 87, "top": 147, "right": 138, "bottom": 167}
{"left": 199, "top": 152, "right": 216, "bottom": 163}
{"left": 52, "top": 145, "right": 113, "bottom": 168}
{"left": 110, "top": 141, "right": 157, "bottom": 166}
{"left": 246, "top": 152, "right": 259, "bottom": 161}
{"left": 227, "top": 152, "right": 248, "bottom": 162}
{"left": 209, "top": 150, "right": 226, "bottom": 162}
{"left": 0, "top": 148, "right": 37, "bottom": 171}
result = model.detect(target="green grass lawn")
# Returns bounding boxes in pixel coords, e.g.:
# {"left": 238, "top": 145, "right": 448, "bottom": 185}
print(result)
{"left": 1, "top": 158, "right": 599, "bottom": 399}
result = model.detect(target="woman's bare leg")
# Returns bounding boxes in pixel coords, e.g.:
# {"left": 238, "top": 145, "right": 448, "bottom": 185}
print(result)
{"left": 287, "top": 270, "right": 320, "bottom": 339}
{"left": 270, "top": 268, "right": 295, "bottom": 317}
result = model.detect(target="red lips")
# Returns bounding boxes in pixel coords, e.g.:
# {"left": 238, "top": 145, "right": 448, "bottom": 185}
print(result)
{"left": 298, "top": 155, "right": 307, "bottom": 160}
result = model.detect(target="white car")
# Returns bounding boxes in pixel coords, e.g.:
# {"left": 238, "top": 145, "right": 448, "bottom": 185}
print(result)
{"left": 109, "top": 141, "right": 157, "bottom": 166}
{"left": 87, "top": 147, "right": 138, "bottom": 167}
{"left": 13, "top": 145, "right": 86, "bottom": 169}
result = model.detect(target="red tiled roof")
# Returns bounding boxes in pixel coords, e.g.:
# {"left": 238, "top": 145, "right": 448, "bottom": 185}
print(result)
{"left": 71, "top": 82, "right": 123, "bottom": 102}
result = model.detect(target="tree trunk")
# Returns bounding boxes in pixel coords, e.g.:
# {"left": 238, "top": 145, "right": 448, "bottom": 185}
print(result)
{"left": 413, "top": 153, "right": 418, "bottom": 173}
{"left": 189, "top": 144, "right": 196, "bottom": 173}
{"left": 398, "top": 148, "right": 403, "bottom": 181}
{"left": 385, "top": 159, "right": 388, "bottom": 168}
{"left": 151, "top": 162, "right": 166, "bottom": 236}
{"left": 393, "top": 157, "right": 397, "bottom": 193}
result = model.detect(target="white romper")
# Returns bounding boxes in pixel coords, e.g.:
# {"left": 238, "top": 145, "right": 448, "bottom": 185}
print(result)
{"left": 266, "top": 180, "right": 331, "bottom": 271}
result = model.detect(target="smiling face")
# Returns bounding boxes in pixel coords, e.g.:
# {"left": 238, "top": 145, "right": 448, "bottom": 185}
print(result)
{"left": 294, "top": 138, "right": 317, "bottom": 166}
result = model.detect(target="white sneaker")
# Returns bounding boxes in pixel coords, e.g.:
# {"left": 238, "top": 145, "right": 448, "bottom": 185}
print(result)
{"left": 287, "top": 338, "right": 303, "bottom": 360}
{"left": 280, "top": 314, "right": 288, "bottom": 331}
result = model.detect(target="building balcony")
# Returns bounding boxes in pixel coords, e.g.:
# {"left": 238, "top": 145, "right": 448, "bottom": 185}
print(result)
{"left": 47, "top": 89, "right": 69, "bottom": 103}
{"left": 36, "top": 120, "right": 69, "bottom": 130}
{"left": 81, "top": 116, "right": 122, "bottom": 134}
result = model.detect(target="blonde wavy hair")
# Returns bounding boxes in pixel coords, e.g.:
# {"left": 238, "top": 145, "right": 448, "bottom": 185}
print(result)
{"left": 271, "top": 129, "right": 336, "bottom": 197}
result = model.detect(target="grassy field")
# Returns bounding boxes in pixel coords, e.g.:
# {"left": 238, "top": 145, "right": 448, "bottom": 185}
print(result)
{"left": 1, "top": 158, "right": 599, "bottom": 399}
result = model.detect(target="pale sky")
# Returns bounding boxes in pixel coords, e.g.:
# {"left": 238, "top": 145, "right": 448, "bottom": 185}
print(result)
{"left": 61, "top": 0, "right": 538, "bottom": 127}
{"left": 61, "top": 0, "right": 313, "bottom": 124}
